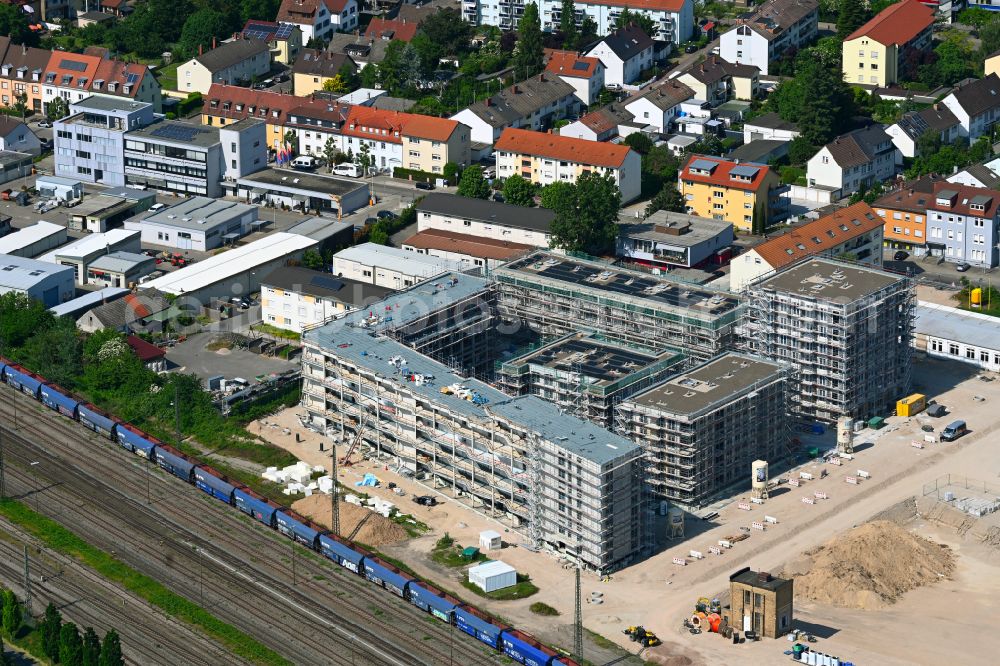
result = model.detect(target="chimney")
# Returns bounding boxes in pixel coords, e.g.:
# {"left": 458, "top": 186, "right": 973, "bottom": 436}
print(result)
{"left": 213, "top": 37, "right": 217, "bottom": 49}
{"left": 757, "top": 571, "right": 771, "bottom": 584}
{"left": 199, "top": 44, "right": 203, "bottom": 56}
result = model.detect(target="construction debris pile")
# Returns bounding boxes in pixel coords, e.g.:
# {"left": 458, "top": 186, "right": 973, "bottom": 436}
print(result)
{"left": 782, "top": 520, "right": 954, "bottom": 610}
{"left": 262, "top": 460, "right": 334, "bottom": 497}
{"left": 293, "top": 493, "right": 409, "bottom": 546}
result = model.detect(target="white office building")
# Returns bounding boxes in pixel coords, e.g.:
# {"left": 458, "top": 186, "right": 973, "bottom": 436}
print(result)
{"left": 37, "top": 228, "right": 141, "bottom": 284}
{"left": 332, "top": 243, "right": 470, "bottom": 289}
{"left": 54, "top": 96, "right": 155, "bottom": 187}
{"left": 260, "top": 265, "right": 392, "bottom": 333}
{"left": 128, "top": 198, "right": 257, "bottom": 252}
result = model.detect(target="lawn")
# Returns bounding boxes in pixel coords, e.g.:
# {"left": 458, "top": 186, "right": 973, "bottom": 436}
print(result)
{"left": 430, "top": 534, "right": 487, "bottom": 567}
{"left": 461, "top": 574, "right": 539, "bottom": 601}
{"left": 156, "top": 62, "right": 180, "bottom": 92}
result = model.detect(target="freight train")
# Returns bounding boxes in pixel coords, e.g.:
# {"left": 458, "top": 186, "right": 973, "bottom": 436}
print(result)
{"left": 0, "top": 359, "right": 580, "bottom": 666}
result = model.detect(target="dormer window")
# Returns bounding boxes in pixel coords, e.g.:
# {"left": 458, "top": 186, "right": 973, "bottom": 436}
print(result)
{"left": 223, "top": 102, "right": 231, "bottom": 110}
{"left": 210, "top": 99, "right": 219, "bottom": 108}
{"left": 1, "top": 65, "right": 10, "bottom": 76}
{"left": 123, "top": 84, "right": 131, "bottom": 94}
{"left": 236, "top": 103, "right": 244, "bottom": 111}
{"left": 93, "top": 79, "right": 104, "bottom": 90}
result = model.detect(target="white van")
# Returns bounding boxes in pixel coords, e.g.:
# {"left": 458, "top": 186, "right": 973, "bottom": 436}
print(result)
{"left": 291, "top": 155, "right": 317, "bottom": 170}
{"left": 333, "top": 163, "right": 361, "bottom": 178}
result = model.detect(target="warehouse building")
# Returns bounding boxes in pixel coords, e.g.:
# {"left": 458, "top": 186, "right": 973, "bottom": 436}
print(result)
{"left": 68, "top": 187, "right": 156, "bottom": 233}
{"left": 498, "top": 332, "right": 685, "bottom": 430}
{"left": 0, "top": 254, "right": 75, "bottom": 306}
{"left": 38, "top": 228, "right": 141, "bottom": 284}
{"left": 128, "top": 198, "right": 257, "bottom": 252}
{"left": 302, "top": 322, "right": 645, "bottom": 573}
{"left": 138, "top": 232, "right": 316, "bottom": 303}
{"left": 332, "top": 243, "right": 471, "bottom": 290}
{"left": 914, "top": 301, "right": 1000, "bottom": 372}
{"left": 0, "top": 150, "right": 33, "bottom": 186}
{"left": 742, "top": 259, "right": 913, "bottom": 423}
{"left": 235, "top": 168, "right": 370, "bottom": 217}
{"left": 285, "top": 216, "right": 355, "bottom": 254}
{"left": 0, "top": 221, "right": 67, "bottom": 258}
{"left": 260, "top": 266, "right": 392, "bottom": 333}
{"left": 617, "top": 353, "right": 791, "bottom": 507}
{"left": 35, "top": 176, "right": 84, "bottom": 202}
{"left": 493, "top": 251, "right": 742, "bottom": 359}
{"left": 401, "top": 229, "right": 534, "bottom": 272}
{"left": 85, "top": 251, "right": 157, "bottom": 288}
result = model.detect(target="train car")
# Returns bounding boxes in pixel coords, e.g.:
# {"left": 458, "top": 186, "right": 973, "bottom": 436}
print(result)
{"left": 193, "top": 465, "right": 236, "bottom": 504}
{"left": 407, "top": 581, "right": 461, "bottom": 623}
{"left": 39, "top": 383, "right": 79, "bottom": 419}
{"left": 154, "top": 443, "right": 197, "bottom": 483}
{"left": 3, "top": 364, "right": 42, "bottom": 399}
{"left": 454, "top": 605, "right": 508, "bottom": 649}
{"left": 275, "top": 509, "right": 322, "bottom": 549}
{"left": 318, "top": 532, "right": 368, "bottom": 573}
{"left": 362, "top": 556, "right": 414, "bottom": 598}
{"left": 78, "top": 402, "right": 118, "bottom": 439}
{"left": 115, "top": 423, "right": 158, "bottom": 459}
{"left": 500, "top": 629, "right": 561, "bottom": 666}
{"left": 233, "top": 487, "right": 281, "bottom": 528}
{"left": 553, "top": 657, "right": 582, "bottom": 666}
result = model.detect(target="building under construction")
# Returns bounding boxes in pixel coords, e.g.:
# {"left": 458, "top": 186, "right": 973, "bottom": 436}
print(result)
{"left": 616, "top": 353, "right": 791, "bottom": 507}
{"left": 301, "top": 320, "right": 645, "bottom": 573}
{"left": 492, "top": 252, "right": 741, "bottom": 359}
{"left": 498, "top": 332, "right": 685, "bottom": 430}
{"left": 741, "top": 259, "right": 913, "bottom": 423}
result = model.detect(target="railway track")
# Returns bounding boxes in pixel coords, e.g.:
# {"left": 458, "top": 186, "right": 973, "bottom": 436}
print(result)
{"left": 0, "top": 394, "right": 502, "bottom": 666}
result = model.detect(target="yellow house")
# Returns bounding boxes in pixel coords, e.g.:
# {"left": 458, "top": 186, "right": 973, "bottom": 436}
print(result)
{"left": 342, "top": 106, "right": 471, "bottom": 174}
{"left": 678, "top": 155, "right": 784, "bottom": 234}
{"left": 291, "top": 48, "right": 358, "bottom": 97}
{"left": 842, "top": 0, "right": 933, "bottom": 88}
{"left": 241, "top": 20, "right": 303, "bottom": 66}
{"left": 201, "top": 83, "right": 302, "bottom": 151}
{"left": 676, "top": 56, "right": 760, "bottom": 104}
{"left": 987, "top": 50, "right": 1000, "bottom": 78}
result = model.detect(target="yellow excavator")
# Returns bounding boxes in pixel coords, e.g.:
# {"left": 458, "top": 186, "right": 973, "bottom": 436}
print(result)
{"left": 622, "top": 626, "right": 662, "bottom": 648}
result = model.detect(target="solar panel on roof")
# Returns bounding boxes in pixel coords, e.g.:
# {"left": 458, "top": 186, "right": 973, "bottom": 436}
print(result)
{"left": 310, "top": 275, "right": 344, "bottom": 292}
{"left": 275, "top": 23, "right": 294, "bottom": 39}
{"left": 150, "top": 124, "right": 208, "bottom": 142}
{"left": 60, "top": 59, "right": 88, "bottom": 72}
{"left": 126, "top": 72, "right": 139, "bottom": 84}
{"left": 730, "top": 165, "right": 760, "bottom": 178}
{"left": 571, "top": 61, "right": 589, "bottom": 71}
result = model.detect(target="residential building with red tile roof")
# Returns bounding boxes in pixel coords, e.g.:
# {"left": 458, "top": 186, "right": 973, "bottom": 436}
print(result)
{"left": 0, "top": 37, "right": 50, "bottom": 113}
{"left": 842, "top": 0, "right": 933, "bottom": 87}
{"left": 494, "top": 127, "right": 642, "bottom": 202}
{"left": 89, "top": 58, "right": 161, "bottom": 112}
{"left": 343, "top": 106, "right": 471, "bottom": 174}
{"left": 201, "top": 83, "right": 304, "bottom": 151}
{"left": 730, "top": 201, "right": 885, "bottom": 289}
{"left": 544, "top": 50, "right": 606, "bottom": 105}
{"left": 364, "top": 17, "right": 420, "bottom": 42}
{"left": 276, "top": 0, "right": 358, "bottom": 42}
{"left": 873, "top": 174, "right": 946, "bottom": 254}
{"left": 678, "top": 154, "right": 786, "bottom": 234}
{"left": 41, "top": 51, "right": 102, "bottom": 114}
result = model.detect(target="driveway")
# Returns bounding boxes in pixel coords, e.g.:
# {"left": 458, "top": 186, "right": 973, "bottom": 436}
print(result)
{"left": 165, "top": 331, "right": 298, "bottom": 384}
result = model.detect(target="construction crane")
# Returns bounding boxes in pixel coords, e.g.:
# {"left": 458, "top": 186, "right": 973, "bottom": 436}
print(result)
{"left": 339, "top": 415, "right": 368, "bottom": 467}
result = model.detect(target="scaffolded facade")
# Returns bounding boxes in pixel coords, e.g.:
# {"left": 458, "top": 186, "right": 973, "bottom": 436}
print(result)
{"left": 616, "top": 353, "right": 791, "bottom": 507}
{"left": 741, "top": 259, "right": 914, "bottom": 423}
{"left": 492, "top": 252, "right": 742, "bottom": 359}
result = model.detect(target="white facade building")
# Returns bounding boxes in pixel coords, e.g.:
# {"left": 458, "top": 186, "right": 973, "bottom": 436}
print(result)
{"left": 0, "top": 254, "right": 75, "bottom": 307}
{"left": 260, "top": 265, "right": 391, "bottom": 333}
{"left": 128, "top": 198, "right": 257, "bottom": 252}
{"left": 54, "top": 96, "right": 155, "bottom": 187}
{"left": 37, "top": 228, "right": 141, "bottom": 285}
{"left": 332, "top": 243, "right": 469, "bottom": 289}
{"left": 585, "top": 24, "right": 655, "bottom": 88}
{"left": 276, "top": 0, "right": 358, "bottom": 42}
{"left": 741, "top": 112, "right": 800, "bottom": 144}
{"left": 915, "top": 301, "right": 1000, "bottom": 372}
{"left": 415, "top": 193, "right": 554, "bottom": 248}
{"left": 623, "top": 79, "right": 693, "bottom": 133}
{"left": 940, "top": 74, "right": 1000, "bottom": 142}
{"left": 806, "top": 126, "right": 899, "bottom": 197}
{"left": 719, "top": 0, "right": 819, "bottom": 75}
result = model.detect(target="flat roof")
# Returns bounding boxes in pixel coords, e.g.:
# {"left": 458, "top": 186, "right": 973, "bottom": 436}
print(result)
{"left": 416, "top": 193, "right": 555, "bottom": 233}
{"left": 497, "top": 251, "right": 740, "bottom": 320}
{"left": 631, "top": 353, "right": 784, "bottom": 417}
{"left": 126, "top": 119, "right": 220, "bottom": 149}
{"left": 469, "top": 560, "right": 515, "bottom": 576}
{"left": 239, "top": 168, "right": 367, "bottom": 198}
{"left": 285, "top": 215, "right": 353, "bottom": 241}
{"left": 68, "top": 193, "right": 135, "bottom": 218}
{"left": 618, "top": 210, "right": 732, "bottom": 248}
{"left": 38, "top": 228, "right": 138, "bottom": 263}
{"left": 35, "top": 175, "right": 83, "bottom": 187}
{"left": 334, "top": 243, "right": 468, "bottom": 277}
{"left": 48, "top": 286, "right": 129, "bottom": 316}
{"left": 755, "top": 259, "right": 905, "bottom": 302}
{"left": 0, "top": 253, "right": 74, "bottom": 290}
{"left": 0, "top": 150, "right": 32, "bottom": 168}
{"left": 0, "top": 221, "right": 65, "bottom": 255}
{"left": 140, "top": 232, "right": 315, "bottom": 295}
{"left": 915, "top": 300, "right": 1000, "bottom": 351}
{"left": 143, "top": 197, "right": 256, "bottom": 231}
{"left": 730, "top": 568, "right": 790, "bottom": 592}
{"left": 260, "top": 266, "right": 392, "bottom": 305}
{"left": 70, "top": 95, "right": 150, "bottom": 113}
{"left": 88, "top": 251, "right": 153, "bottom": 273}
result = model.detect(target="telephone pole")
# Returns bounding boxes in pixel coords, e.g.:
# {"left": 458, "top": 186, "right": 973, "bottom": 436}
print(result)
{"left": 330, "top": 442, "right": 340, "bottom": 536}
{"left": 0, "top": 426, "right": 6, "bottom": 500}
{"left": 574, "top": 544, "right": 583, "bottom": 663}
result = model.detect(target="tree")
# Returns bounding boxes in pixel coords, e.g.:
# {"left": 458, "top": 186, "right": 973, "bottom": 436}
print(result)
{"left": 60, "top": 623, "right": 83, "bottom": 666}
{"left": 614, "top": 8, "right": 656, "bottom": 38}
{"left": 321, "top": 75, "right": 349, "bottom": 93}
{"left": 547, "top": 172, "right": 621, "bottom": 255}
{"left": 21, "top": 318, "right": 82, "bottom": 390}
{"left": 354, "top": 141, "right": 373, "bottom": 175}
{"left": 1, "top": 590, "right": 21, "bottom": 637}
{"left": 322, "top": 136, "right": 338, "bottom": 172}
{"left": 98, "top": 629, "right": 123, "bottom": 666}
{"left": 502, "top": 175, "right": 535, "bottom": 206}
{"left": 513, "top": 2, "right": 544, "bottom": 79}
{"left": 82, "top": 628, "right": 101, "bottom": 666}
{"left": 560, "top": 0, "right": 578, "bottom": 49}
{"left": 457, "top": 165, "right": 491, "bottom": 199}
{"left": 442, "top": 162, "right": 459, "bottom": 185}
{"left": 836, "top": 0, "right": 867, "bottom": 40}
{"left": 623, "top": 132, "right": 654, "bottom": 155}
{"left": 178, "top": 8, "right": 231, "bottom": 59}
{"left": 645, "top": 184, "right": 685, "bottom": 217}
{"left": 47, "top": 97, "right": 69, "bottom": 121}
{"left": 300, "top": 249, "right": 324, "bottom": 270}
{"left": 1, "top": 635, "right": 9, "bottom": 666}
{"left": 982, "top": 17, "right": 1000, "bottom": 60}
{"left": 771, "top": 55, "right": 854, "bottom": 147}
{"left": 580, "top": 16, "right": 598, "bottom": 46}
{"left": 417, "top": 8, "right": 472, "bottom": 53}
{"left": 0, "top": 4, "right": 39, "bottom": 46}
{"left": 787, "top": 135, "right": 816, "bottom": 165}
{"left": 11, "top": 92, "right": 27, "bottom": 120}
{"left": 41, "top": 603, "right": 62, "bottom": 663}
{"left": 540, "top": 180, "right": 576, "bottom": 211}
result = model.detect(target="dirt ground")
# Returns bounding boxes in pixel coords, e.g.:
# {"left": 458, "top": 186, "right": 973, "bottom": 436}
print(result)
{"left": 292, "top": 494, "right": 408, "bottom": 547}
{"left": 251, "top": 354, "right": 1000, "bottom": 665}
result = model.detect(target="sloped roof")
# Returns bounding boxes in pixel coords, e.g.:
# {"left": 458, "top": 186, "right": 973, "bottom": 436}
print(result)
{"left": 461, "top": 74, "right": 576, "bottom": 128}
{"left": 845, "top": 0, "right": 933, "bottom": 45}
{"left": 595, "top": 24, "right": 654, "bottom": 61}
{"left": 495, "top": 128, "right": 633, "bottom": 169}
{"left": 734, "top": 0, "right": 818, "bottom": 41}
{"left": 90, "top": 59, "right": 152, "bottom": 99}
{"left": 872, "top": 174, "right": 944, "bottom": 213}
{"left": 752, "top": 201, "right": 883, "bottom": 269}
{"left": 679, "top": 56, "right": 759, "bottom": 84}
{"left": 291, "top": 48, "right": 357, "bottom": 76}
{"left": 628, "top": 79, "right": 693, "bottom": 111}
{"left": 344, "top": 106, "right": 459, "bottom": 143}
{"left": 192, "top": 38, "right": 269, "bottom": 74}
{"left": 86, "top": 289, "right": 172, "bottom": 329}
{"left": 823, "top": 125, "right": 893, "bottom": 168}
{"left": 277, "top": 0, "right": 347, "bottom": 23}
{"left": 202, "top": 84, "right": 302, "bottom": 123}
{"left": 0, "top": 115, "right": 28, "bottom": 138}
{"left": 126, "top": 335, "right": 166, "bottom": 362}
{"left": 43, "top": 51, "right": 102, "bottom": 90}
{"left": 893, "top": 105, "right": 959, "bottom": 141}
{"left": 680, "top": 154, "right": 774, "bottom": 191}
{"left": 948, "top": 74, "right": 1000, "bottom": 118}
{"left": 364, "top": 17, "right": 419, "bottom": 43}
{"left": 957, "top": 163, "right": 1000, "bottom": 189}
{"left": 930, "top": 181, "right": 999, "bottom": 217}
{"left": 545, "top": 50, "right": 601, "bottom": 79}
{"left": 403, "top": 229, "right": 534, "bottom": 261}
{"left": 744, "top": 112, "right": 799, "bottom": 132}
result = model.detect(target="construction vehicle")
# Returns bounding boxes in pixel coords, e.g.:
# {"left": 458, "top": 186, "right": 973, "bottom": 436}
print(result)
{"left": 622, "top": 626, "right": 662, "bottom": 648}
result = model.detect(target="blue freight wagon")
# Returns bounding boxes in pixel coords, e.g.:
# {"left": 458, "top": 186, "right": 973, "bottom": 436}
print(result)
{"left": 454, "top": 606, "right": 506, "bottom": 649}
{"left": 40, "top": 384, "right": 78, "bottom": 418}
{"left": 78, "top": 403, "right": 117, "bottom": 438}
{"left": 363, "top": 557, "right": 413, "bottom": 598}
{"left": 115, "top": 425, "right": 157, "bottom": 459}
{"left": 318, "top": 533, "right": 365, "bottom": 573}
{"left": 408, "top": 581, "right": 458, "bottom": 623}
{"left": 155, "top": 444, "right": 196, "bottom": 483}
{"left": 275, "top": 510, "right": 321, "bottom": 549}
{"left": 233, "top": 488, "right": 279, "bottom": 528}
{"left": 501, "top": 629, "right": 558, "bottom": 666}
{"left": 193, "top": 466, "right": 235, "bottom": 504}
{"left": 4, "top": 365, "right": 41, "bottom": 398}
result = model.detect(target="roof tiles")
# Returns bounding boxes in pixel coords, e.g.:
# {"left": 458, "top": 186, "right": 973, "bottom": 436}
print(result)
{"left": 680, "top": 154, "right": 774, "bottom": 191}
{"left": 495, "top": 128, "right": 633, "bottom": 169}
{"left": 845, "top": 0, "right": 933, "bottom": 45}
{"left": 752, "top": 201, "right": 883, "bottom": 269}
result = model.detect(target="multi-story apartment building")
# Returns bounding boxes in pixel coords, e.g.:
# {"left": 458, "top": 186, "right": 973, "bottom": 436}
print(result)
{"left": 42, "top": 52, "right": 161, "bottom": 115}
{"left": 276, "top": 0, "right": 358, "bottom": 42}
{"left": 678, "top": 155, "right": 785, "bottom": 234}
{"left": 941, "top": 74, "right": 1000, "bottom": 142}
{"left": 260, "top": 265, "right": 391, "bottom": 333}
{"left": 202, "top": 84, "right": 303, "bottom": 151}
{"left": 585, "top": 23, "right": 655, "bottom": 88}
{"left": 88, "top": 59, "right": 162, "bottom": 114}
{"left": 415, "top": 193, "right": 555, "bottom": 248}
{"left": 494, "top": 128, "right": 642, "bottom": 203}
{"left": 872, "top": 174, "right": 945, "bottom": 256}
{"left": 0, "top": 37, "right": 50, "bottom": 114}
{"left": 719, "top": 0, "right": 818, "bottom": 75}
{"left": 302, "top": 308, "right": 645, "bottom": 573}
{"left": 806, "top": 125, "right": 900, "bottom": 198}
{"left": 451, "top": 74, "right": 578, "bottom": 145}
{"left": 177, "top": 38, "right": 272, "bottom": 95}
{"left": 926, "top": 182, "right": 1000, "bottom": 268}
{"left": 41, "top": 51, "right": 101, "bottom": 114}
{"left": 498, "top": 332, "right": 685, "bottom": 430}
{"left": 675, "top": 56, "right": 759, "bottom": 105}
{"left": 340, "top": 106, "right": 471, "bottom": 174}
{"left": 241, "top": 20, "right": 303, "bottom": 65}
{"left": 730, "top": 201, "right": 885, "bottom": 290}
{"left": 622, "top": 79, "right": 693, "bottom": 134}
{"left": 842, "top": 0, "right": 934, "bottom": 88}
{"left": 54, "top": 96, "right": 155, "bottom": 186}
{"left": 462, "top": 0, "right": 694, "bottom": 45}
{"left": 617, "top": 353, "right": 790, "bottom": 507}
{"left": 742, "top": 258, "right": 913, "bottom": 423}
{"left": 493, "top": 251, "right": 742, "bottom": 359}
{"left": 285, "top": 99, "right": 351, "bottom": 157}
{"left": 291, "top": 48, "right": 357, "bottom": 96}
{"left": 544, "top": 51, "right": 605, "bottom": 106}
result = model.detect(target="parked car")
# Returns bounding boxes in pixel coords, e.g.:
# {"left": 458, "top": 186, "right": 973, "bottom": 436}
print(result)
{"left": 274, "top": 74, "right": 289, "bottom": 83}
{"left": 940, "top": 419, "right": 967, "bottom": 442}
{"left": 415, "top": 181, "right": 434, "bottom": 190}
{"left": 376, "top": 210, "right": 398, "bottom": 220}
{"left": 956, "top": 262, "right": 971, "bottom": 272}
{"left": 149, "top": 202, "right": 167, "bottom": 212}
{"left": 36, "top": 119, "right": 52, "bottom": 128}
{"left": 893, "top": 250, "right": 909, "bottom": 261}
{"left": 684, "top": 43, "right": 698, "bottom": 53}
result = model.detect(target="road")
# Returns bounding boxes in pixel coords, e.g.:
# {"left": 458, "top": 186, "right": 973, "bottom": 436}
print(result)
{"left": 0, "top": 391, "right": 504, "bottom": 666}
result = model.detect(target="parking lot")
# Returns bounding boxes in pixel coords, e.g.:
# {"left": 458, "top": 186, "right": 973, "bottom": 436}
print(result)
{"left": 164, "top": 332, "right": 298, "bottom": 385}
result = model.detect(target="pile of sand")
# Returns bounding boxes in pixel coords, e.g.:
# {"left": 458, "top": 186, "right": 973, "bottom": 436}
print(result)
{"left": 782, "top": 520, "right": 954, "bottom": 610}
{"left": 293, "top": 494, "right": 409, "bottom": 547}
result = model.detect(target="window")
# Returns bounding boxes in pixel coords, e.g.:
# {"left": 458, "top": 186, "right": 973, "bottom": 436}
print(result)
{"left": 967, "top": 347, "right": 976, "bottom": 359}
{"left": 981, "top": 351, "right": 990, "bottom": 363}
{"left": 949, "top": 343, "right": 959, "bottom": 355}
{"left": 821, "top": 155, "right": 829, "bottom": 164}
{"left": 930, "top": 339, "right": 942, "bottom": 352}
